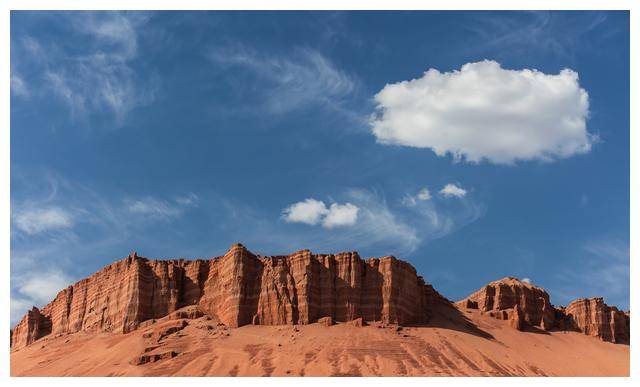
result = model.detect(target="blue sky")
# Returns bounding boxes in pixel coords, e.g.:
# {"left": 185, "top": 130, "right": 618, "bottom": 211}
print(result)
{"left": 10, "top": 11, "right": 629, "bottom": 324}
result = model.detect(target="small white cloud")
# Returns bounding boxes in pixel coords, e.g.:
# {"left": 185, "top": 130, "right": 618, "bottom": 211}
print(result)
{"left": 370, "top": 60, "right": 593, "bottom": 164}
{"left": 282, "top": 198, "right": 329, "bottom": 225}
{"left": 343, "top": 190, "right": 420, "bottom": 251}
{"left": 440, "top": 184, "right": 467, "bottom": 198}
{"left": 283, "top": 199, "right": 359, "bottom": 229}
{"left": 12, "top": 206, "right": 74, "bottom": 235}
{"left": 522, "top": 277, "right": 532, "bottom": 284}
{"left": 417, "top": 188, "right": 432, "bottom": 201}
{"left": 322, "top": 203, "right": 359, "bottom": 228}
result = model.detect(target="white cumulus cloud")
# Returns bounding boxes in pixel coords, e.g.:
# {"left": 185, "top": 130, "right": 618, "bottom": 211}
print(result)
{"left": 283, "top": 199, "right": 358, "bottom": 228}
{"left": 370, "top": 60, "right": 593, "bottom": 164}
{"left": 322, "top": 203, "right": 359, "bottom": 228}
{"left": 282, "top": 198, "right": 329, "bottom": 225}
{"left": 440, "top": 184, "right": 467, "bottom": 198}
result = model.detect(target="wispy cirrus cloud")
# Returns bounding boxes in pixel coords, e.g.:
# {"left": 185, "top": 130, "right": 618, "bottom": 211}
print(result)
{"left": 11, "top": 268, "right": 74, "bottom": 325}
{"left": 10, "top": 170, "right": 200, "bottom": 324}
{"left": 461, "top": 11, "right": 617, "bottom": 62}
{"left": 208, "top": 44, "right": 359, "bottom": 116}
{"left": 551, "top": 238, "right": 629, "bottom": 309}
{"left": 12, "top": 206, "right": 74, "bottom": 235}
{"left": 127, "top": 195, "right": 198, "bottom": 220}
{"left": 278, "top": 186, "right": 484, "bottom": 255}
{"left": 13, "top": 12, "right": 157, "bottom": 126}
{"left": 10, "top": 73, "right": 29, "bottom": 97}
{"left": 14, "top": 270, "right": 72, "bottom": 307}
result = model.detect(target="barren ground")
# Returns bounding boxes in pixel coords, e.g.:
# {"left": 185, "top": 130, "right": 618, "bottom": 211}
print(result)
{"left": 10, "top": 306, "right": 629, "bottom": 377}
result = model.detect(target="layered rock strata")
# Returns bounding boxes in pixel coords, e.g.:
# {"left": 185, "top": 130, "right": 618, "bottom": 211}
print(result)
{"left": 457, "top": 278, "right": 630, "bottom": 344}
{"left": 455, "top": 277, "right": 555, "bottom": 331}
{"left": 11, "top": 244, "right": 450, "bottom": 350}
{"left": 564, "top": 298, "right": 630, "bottom": 344}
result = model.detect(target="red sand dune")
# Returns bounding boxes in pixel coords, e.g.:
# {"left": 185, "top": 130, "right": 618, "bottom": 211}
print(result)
{"left": 10, "top": 304, "right": 629, "bottom": 376}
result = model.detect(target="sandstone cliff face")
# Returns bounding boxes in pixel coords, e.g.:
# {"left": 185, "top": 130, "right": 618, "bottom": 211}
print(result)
{"left": 11, "top": 253, "right": 209, "bottom": 348}
{"left": 194, "top": 244, "right": 441, "bottom": 327}
{"left": 11, "top": 307, "right": 51, "bottom": 349}
{"left": 457, "top": 278, "right": 630, "bottom": 344}
{"left": 564, "top": 298, "right": 630, "bottom": 344}
{"left": 11, "top": 244, "right": 450, "bottom": 350}
{"left": 455, "top": 277, "right": 555, "bottom": 331}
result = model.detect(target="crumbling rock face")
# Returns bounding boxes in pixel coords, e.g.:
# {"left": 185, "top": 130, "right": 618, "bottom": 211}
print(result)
{"left": 457, "top": 278, "right": 630, "bottom": 344}
{"left": 196, "top": 244, "right": 446, "bottom": 328}
{"left": 564, "top": 298, "right": 630, "bottom": 344}
{"left": 10, "top": 307, "right": 51, "bottom": 349}
{"left": 456, "top": 277, "right": 555, "bottom": 331}
{"left": 11, "top": 244, "right": 450, "bottom": 350}
{"left": 11, "top": 252, "right": 210, "bottom": 351}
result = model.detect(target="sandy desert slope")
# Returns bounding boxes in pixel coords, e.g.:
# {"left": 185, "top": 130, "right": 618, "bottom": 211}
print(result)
{"left": 10, "top": 306, "right": 629, "bottom": 377}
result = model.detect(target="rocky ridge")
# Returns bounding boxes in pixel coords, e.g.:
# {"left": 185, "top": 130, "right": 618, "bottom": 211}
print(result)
{"left": 11, "top": 243, "right": 450, "bottom": 349}
{"left": 11, "top": 245, "right": 630, "bottom": 350}
{"left": 456, "top": 277, "right": 630, "bottom": 344}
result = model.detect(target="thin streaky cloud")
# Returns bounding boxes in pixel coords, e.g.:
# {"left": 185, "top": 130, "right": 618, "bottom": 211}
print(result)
{"left": 14, "top": 12, "right": 157, "bottom": 126}
{"left": 209, "top": 44, "right": 358, "bottom": 115}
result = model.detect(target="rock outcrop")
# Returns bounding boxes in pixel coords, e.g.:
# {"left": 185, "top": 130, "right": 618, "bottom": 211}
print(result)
{"left": 457, "top": 278, "right": 630, "bottom": 344}
{"left": 11, "top": 246, "right": 630, "bottom": 350}
{"left": 11, "top": 307, "right": 51, "bottom": 349}
{"left": 11, "top": 244, "right": 450, "bottom": 350}
{"left": 455, "top": 277, "right": 555, "bottom": 331}
{"left": 564, "top": 298, "right": 630, "bottom": 344}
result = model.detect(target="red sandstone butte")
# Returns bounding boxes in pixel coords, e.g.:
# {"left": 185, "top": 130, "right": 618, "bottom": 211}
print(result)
{"left": 456, "top": 277, "right": 630, "bottom": 344}
{"left": 11, "top": 246, "right": 630, "bottom": 350}
{"left": 455, "top": 277, "right": 555, "bottom": 331}
{"left": 10, "top": 243, "right": 450, "bottom": 350}
{"left": 564, "top": 297, "right": 630, "bottom": 344}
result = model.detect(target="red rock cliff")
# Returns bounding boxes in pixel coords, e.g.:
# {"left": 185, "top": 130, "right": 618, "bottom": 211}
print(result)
{"left": 455, "top": 277, "right": 555, "bottom": 331}
{"left": 10, "top": 244, "right": 449, "bottom": 349}
{"left": 564, "top": 297, "right": 630, "bottom": 344}
{"left": 457, "top": 278, "right": 630, "bottom": 344}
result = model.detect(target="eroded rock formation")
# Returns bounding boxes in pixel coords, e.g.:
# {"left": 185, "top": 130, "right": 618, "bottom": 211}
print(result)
{"left": 11, "top": 246, "right": 630, "bottom": 350}
{"left": 455, "top": 277, "right": 555, "bottom": 331}
{"left": 11, "top": 243, "right": 450, "bottom": 349}
{"left": 564, "top": 298, "right": 630, "bottom": 344}
{"left": 457, "top": 278, "right": 630, "bottom": 344}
